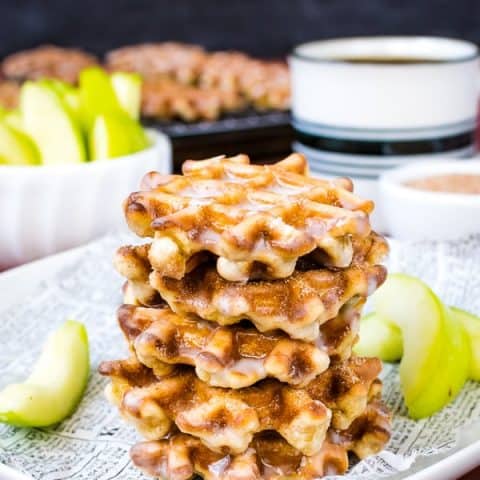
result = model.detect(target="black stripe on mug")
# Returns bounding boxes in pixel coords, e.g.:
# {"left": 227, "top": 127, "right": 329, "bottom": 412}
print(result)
{"left": 293, "top": 129, "right": 475, "bottom": 156}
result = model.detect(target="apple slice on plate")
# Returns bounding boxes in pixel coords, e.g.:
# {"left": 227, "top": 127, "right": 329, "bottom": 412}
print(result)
{"left": 451, "top": 307, "right": 480, "bottom": 381}
{"left": 354, "top": 311, "right": 403, "bottom": 362}
{"left": 407, "top": 300, "right": 469, "bottom": 419}
{"left": 0, "top": 320, "right": 90, "bottom": 427}
{"left": 373, "top": 273, "right": 469, "bottom": 419}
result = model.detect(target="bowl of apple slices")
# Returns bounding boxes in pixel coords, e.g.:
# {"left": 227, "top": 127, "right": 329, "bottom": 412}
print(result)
{"left": 0, "top": 68, "right": 171, "bottom": 269}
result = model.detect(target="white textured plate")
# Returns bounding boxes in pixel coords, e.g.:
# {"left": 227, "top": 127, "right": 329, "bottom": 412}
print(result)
{"left": 0, "top": 244, "right": 479, "bottom": 480}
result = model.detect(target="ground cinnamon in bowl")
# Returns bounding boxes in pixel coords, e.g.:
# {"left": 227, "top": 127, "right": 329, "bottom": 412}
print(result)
{"left": 404, "top": 174, "right": 480, "bottom": 194}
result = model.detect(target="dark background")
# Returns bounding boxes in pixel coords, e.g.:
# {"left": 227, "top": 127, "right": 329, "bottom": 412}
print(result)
{"left": 1, "top": 0, "right": 479, "bottom": 59}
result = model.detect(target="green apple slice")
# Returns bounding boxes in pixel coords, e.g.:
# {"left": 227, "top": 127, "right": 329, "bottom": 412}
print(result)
{"left": 79, "top": 67, "right": 122, "bottom": 130}
{"left": 89, "top": 112, "right": 149, "bottom": 160}
{"left": 407, "top": 305, "right": 469, "bottom": 418}
{"left": 450, "top": 306, "right": 480, "bottom": 381}
{"left": 373, "top": 274, "right": 447, "bottom": 409}
{"left": 21, "top": 82, "right": 86, "bottom": 164}
{"left": 40, "top": 79, "right": 82, "bottom": 121}
{"left": 0, "top": 320, "right": 89, "bottom": 427}
{"left": 0, "top": 122, "right": 40, "bottom": 166}
{"left": 0, "top": 107, "right": 24, "bottom": 132}
{"left": 3, "top": 109, "right": 24, "bottom": 131}
{"left": 354, "top": 311, "right": 403, "bottom": 362}
{"left": 111, "top": 72, "right": 142, "bottom": 120}
{"left": 373, "top": 274, "right": 470, "bottom": 419}
{"left": 39, "top": 78, "right": 72, "bottom": 97}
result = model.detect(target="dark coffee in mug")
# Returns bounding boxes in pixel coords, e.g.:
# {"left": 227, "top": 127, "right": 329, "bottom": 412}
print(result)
{"left": 331, "top": 57, "right": 445, "bottom": 64}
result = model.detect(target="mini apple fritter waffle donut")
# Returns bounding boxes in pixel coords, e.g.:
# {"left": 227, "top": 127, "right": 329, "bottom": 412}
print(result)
{"left": 118, "top": 286, "right": 364, "bottom": 361}
{"left": 113, "top": 238, "right": 386, "bottom": 341}
{"left": 129, "top": 400, "right": 390, "bottom": 480}
{"left": 131, "top": 434, "right": 347, "bottom": 480}
{"left": 198, "top": 52, "right": 290, "bottom": 111}
{"left": 99, "top": 356, "right": 381, "bottom": 455}
{"left": 150, "top": 263, "right": 385, "bottom": 341}
{"left": 106, "top": 42, "right": 207, "bottom": 85}
{"left": 123, "top": 154, "right": 374, "bottom": 282}
{"left": 117, "top": 304, "right": 331, "bottom": 388}
{"left": 239, "top": 60, "right": 290, "bottom": 111}
{"left": 141, "top": 77, "right": 245, "bottom": 121}
{"left": 198, "top": 51, "right": 253, "bottom": 92}
{"left": 1, "top": 45, "right": 98, "bottom": 83}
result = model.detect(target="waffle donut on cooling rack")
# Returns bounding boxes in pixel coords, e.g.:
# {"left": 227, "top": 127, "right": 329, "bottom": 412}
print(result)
{"left": 141, "top": 76, "right": 245, "bottom": 122}
{"left": 198, "top": 51, "right": 290, "bottom": 111}
{"left": 1, "top": 45, "right": 98, "bottom": 83}
{"left": 106, "top": 42, "right": 207, "bottom": 85}
{"left": 100, "top": 152, "right": 392, "bottom": 479}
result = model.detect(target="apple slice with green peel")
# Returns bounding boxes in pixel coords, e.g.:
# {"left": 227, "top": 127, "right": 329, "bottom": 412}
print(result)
{"left": 111, "top": 72, "right": 142, "bottom": 120}
{"left": 0, "top": 122, "right": 40, "bottom": 166}
{"left": 0, "top": 320, "right": 89, "bottom": 427}
{"left": 40, "top": 79, "right": 82, "bottom": 120}
{"left": 354, "top": 312, "right": 403, "bottom": 362}
{"left": 3, "top": 109, "right": 24, "bottom": 131}
{"left": 373, "top": 274, "right": 448, "bottom": 412}
{"left": 39, "top": 78, "right": 72, "bottom": 97}
{"left": 89, "top": 112, "right": 150, "bottom": 160}
{"left": 450, "top": 307, "right": 480, "bottom": 381}
{"left": 406, "top": 303, "right": 469, "bottom": 419}
{"left": 21, "top": 82, "right": 86, "bottom": 165}
{"left": 79, "top": 67, "right": 122, "bottom": 130}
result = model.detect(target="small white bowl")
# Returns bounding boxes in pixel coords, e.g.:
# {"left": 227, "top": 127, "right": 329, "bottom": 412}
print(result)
{"left": 379, "top": 160, "right": 480, "bottom": 241}
{"left": 0, "top": 129, "right": 171, "bottom": 269}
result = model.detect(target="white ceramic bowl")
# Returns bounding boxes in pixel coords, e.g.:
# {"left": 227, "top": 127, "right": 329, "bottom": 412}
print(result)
{"left": 379, "top": 160, "right": 480, "bottom": 240}
{"left": 0, "top": 129, "right": 171, "bottom": 269}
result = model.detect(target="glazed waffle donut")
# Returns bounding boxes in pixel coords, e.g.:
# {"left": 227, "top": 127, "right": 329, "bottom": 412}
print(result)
{"left": 113, "top": 236, "right": 386, "bottom": 341}
{"left": 150, "top": 262, "right": 385, "bottom": 341}
{"left": 131, "top": 434, "right": 347, "bottom": 480}
{"left": 198, "top": 51, "right": 253, "bottom": 92}
{"left": 1, "top": 45, "right": 98, "bottom": 84}
{"left": 124, "top": 154, "right": 374, "bottom": 282}
{"left": 99, "top": 356, "right": 381, "bottom": 455}
{"left": 130, "top": 400, "right": 390, "bottom": 480}
{"left": 119, "top": 289, "right": 363, "bottom": 361}
{"left": 239, "top": 60, "right": 290, "bottom": 111}
{"left": 106, "top": 43, "right": 207, "bottom": 85}
{"left": 141, "top": 77, "right": 245, "bottom": 121}
{"left": 117, "top": 304, "right": 331, "bottom": 388}
{"left": 198, "top": 52, "right": 290, "bottom": 111}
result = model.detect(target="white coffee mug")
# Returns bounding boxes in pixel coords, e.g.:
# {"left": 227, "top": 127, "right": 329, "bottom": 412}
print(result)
{"left": 289, "top": 36, "right": 479, "bottom": 230}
